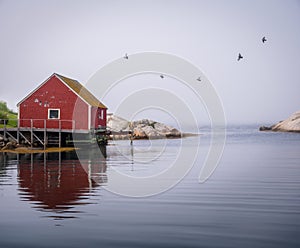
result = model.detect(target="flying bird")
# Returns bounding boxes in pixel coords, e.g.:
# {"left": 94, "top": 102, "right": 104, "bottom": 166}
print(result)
{"left": 160, "top": 74, "right": 164, "bottom": 79}
{"left": 237, "top": 53, "right": 243, "bottom": 61}
{"left": 197, "top": 77, "right": 201, "bottom": 82}
{"left": 262, "top": 36, "right": 267, "bottom": 43}
{"left": 123, "top": 53, "right": 129, "bottom": 59}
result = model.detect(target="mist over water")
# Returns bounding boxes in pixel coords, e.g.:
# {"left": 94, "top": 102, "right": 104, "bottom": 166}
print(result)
{"left": 0, "top": 125, "right": 300, "bottom": 248}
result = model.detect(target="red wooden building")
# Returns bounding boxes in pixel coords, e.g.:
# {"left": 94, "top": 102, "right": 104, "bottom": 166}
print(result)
{"left": 17, "top": 73, "right": 107, "bottom": 131}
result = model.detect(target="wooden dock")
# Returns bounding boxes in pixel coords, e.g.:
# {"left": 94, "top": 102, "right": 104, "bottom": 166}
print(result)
{"left": 0, "top": 119, "right": 109, "bottom": 149}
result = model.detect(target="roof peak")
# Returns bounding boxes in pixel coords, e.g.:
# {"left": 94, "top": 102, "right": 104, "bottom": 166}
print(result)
{"left": 17, "top": 73, "right": 107, "bottom": 109}
{"left": 54, "top": 73, "right": 107, "bottom": 109}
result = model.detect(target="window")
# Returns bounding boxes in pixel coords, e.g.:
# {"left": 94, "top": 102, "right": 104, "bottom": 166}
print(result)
{"left": 48, "top": 109, "right": 60, "bottom": 119}
{"left": 98, "top": 109, "right": 104, "bottom": 119}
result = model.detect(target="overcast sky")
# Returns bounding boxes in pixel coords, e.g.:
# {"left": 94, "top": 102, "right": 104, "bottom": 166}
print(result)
{"left": 0, "top": 0, "right": 299, "bottom": 125}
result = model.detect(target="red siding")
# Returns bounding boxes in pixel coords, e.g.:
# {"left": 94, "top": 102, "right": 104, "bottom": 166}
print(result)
{"left": 19, "top": 75, "right": 90, "bottom": 130}
{"left": 91, "top": 107, "right": 107, "bottom": 129}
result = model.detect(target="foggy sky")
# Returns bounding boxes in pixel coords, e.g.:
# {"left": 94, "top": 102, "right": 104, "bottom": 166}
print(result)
{"left": 0, "top": 0, "right": 300, "bottom": 125}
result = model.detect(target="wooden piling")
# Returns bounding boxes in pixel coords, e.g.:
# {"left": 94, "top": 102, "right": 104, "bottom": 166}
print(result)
{"left": 44, "top": 119, "right": 46, "bottom": 150}
{"left": 59, "top": 120, "right": 61, "bottom": 148}
{"left": 30, "top": 119, "right": 33, "bottom": 149}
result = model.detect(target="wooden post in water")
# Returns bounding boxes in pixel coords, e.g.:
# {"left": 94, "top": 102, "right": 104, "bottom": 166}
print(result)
{"left": 59, "top": 120, "right": 61, "bottom": 148}
{"left": 30, "top": 119, "right": 33, "bottom": 149}
{"left": 44, "top": 151, "right": 46, "bottom": 167}
{"left": 44, "top": 119, "right": 46, "bottom": 150}
{"left": 129, "top": 122, "right": 133, "bottom": 145}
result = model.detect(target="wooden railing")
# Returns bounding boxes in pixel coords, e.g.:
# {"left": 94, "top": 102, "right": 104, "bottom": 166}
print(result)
{"left": 0, "top": 119, "right": 76, "bottom": 130}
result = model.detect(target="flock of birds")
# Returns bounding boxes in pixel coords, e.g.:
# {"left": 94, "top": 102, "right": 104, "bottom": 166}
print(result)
{"left": 238, "top": 36, "right": 267, "bottom": 61}
{"left": 123, "top": 36, "right": 267, "bottom": 81}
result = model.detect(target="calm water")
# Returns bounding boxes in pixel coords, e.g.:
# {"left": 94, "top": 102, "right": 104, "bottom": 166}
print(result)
{"left": 0, "top": 126, "right": 300, "bottom": 248}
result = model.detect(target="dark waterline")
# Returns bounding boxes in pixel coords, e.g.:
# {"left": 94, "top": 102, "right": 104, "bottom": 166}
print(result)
{"left": 0, "top": 126, "right": 300, "bottom": 248}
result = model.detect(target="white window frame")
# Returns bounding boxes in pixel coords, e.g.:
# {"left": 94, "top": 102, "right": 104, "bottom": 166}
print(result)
{"left": 99, "top": 109, "right": 104, "bottom": 120}
{"left": 48, "top": 108, "right": 60, "bottom": 119}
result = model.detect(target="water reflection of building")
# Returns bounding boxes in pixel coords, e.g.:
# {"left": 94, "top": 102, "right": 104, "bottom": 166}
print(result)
{"left": 17, "top": 147, "right": 107, "bottom": 217}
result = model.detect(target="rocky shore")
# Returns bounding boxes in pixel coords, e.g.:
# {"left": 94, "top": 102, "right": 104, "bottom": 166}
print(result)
{"left": 107, "top": 115, "right": 182, "bottom": 139}
{"left": 0, "top": 135, "right": 21, "bottom": 150}
{"left": 259, "top": 111, "right": 300, "bottom": 133}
